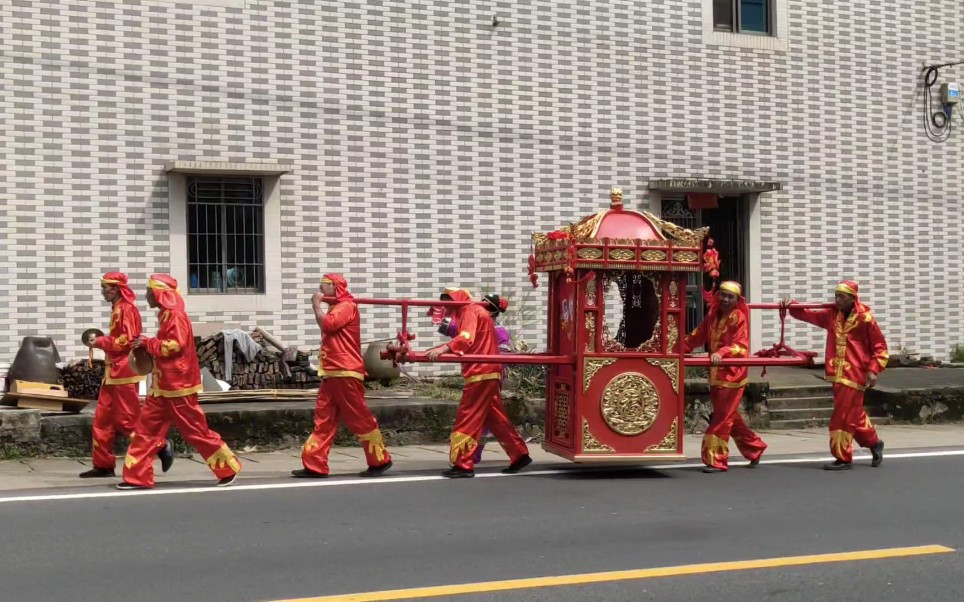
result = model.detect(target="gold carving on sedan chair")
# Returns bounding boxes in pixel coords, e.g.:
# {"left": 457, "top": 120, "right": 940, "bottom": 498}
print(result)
{"left": 646, "top": 418, "right": 679, "bottom": 452}
{"left": 646, "top": 358, "right": 679, "bottom": 394}
{"left": 583, "top": 357, "right": 617, "bottom": 392}
{"left": 582, "top": 418, "right": 614, "bottom": 452}
{"left": 601, "top": 372, "right": 660, "bottom": 436}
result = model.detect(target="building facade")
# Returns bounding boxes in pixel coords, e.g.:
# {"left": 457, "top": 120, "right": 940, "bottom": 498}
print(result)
{"left": 2, "top": 0, "right": 963, "bottom": 365}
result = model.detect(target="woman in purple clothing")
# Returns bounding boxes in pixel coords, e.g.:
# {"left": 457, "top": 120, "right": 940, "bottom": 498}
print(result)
{"left": 430, "top": 293, "right": 512, "bottom": 463}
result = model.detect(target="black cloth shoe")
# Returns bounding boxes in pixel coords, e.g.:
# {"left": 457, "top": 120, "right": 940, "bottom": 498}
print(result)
{"left": 79, "top": 467, "right": 115, "bottom": 479}
{"left": 115, "top": 481, "right": 148, "bottom": 490}
{"left": 747, "top": 458, "right": 761, "bottom": 469}
{"left": 501, "top": 455, "right": 533, "bottom": 474}
{"left": 703, "top": 466, "right": 726, "bottom": 473}
{"left": 358, "top": 460, "right": 393, "bottom": 478}
{"left": 823, "top": 460, "right": 852, "bottom": 471}
{"left": 217, "top": 474, "right": 238, "bottom": 487}
{"left": 441, "top": 466, "right": 474, "bottom": 478}
{"left": 871, "top": 440, "right": 884, "bottom": 467}
{"left": 158, "top": 439, "right": 174, "bottom": 473}
{"left": 291, "top": 468, "right": 328, "bottom": 479}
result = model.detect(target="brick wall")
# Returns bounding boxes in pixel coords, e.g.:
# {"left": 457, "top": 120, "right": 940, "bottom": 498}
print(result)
{"left": 2, "top": 0, "right": 962, "bottom": 365}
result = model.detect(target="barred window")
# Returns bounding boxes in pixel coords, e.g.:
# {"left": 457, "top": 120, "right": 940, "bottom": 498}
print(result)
{"left": 187, "top": 177, "right": 265, "bottom": 295}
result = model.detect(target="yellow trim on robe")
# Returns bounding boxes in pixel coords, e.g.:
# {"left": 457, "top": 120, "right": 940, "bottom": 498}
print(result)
{"left": 104, "top": 375, "right": 145, "bottom": 386}
{"left": 357, "top": 429, "right": 388, "bottom": 464}
{"left": 464, "top": 372, "right": 501, "bottom": 385}
{"left": 449, "top": 431, "right": 477, "bottom": 464}
{"left": 160, "top": 340, "right": 181, "bottom": 357}
{"left": 829, "top": 376, "right": 866, "bottom": 392}
{"left": 320, "top": 370, "right": 365, "bottom": 381}
{"left": 150, "top": 384, "right": 203, "bottom": 398}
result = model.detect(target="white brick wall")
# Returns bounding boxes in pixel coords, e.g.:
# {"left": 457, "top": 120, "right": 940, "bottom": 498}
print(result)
{"left": 2, "top": 0, "right": 963, "bottom": 365}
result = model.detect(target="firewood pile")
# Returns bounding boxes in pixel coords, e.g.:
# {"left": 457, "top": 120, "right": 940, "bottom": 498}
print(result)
{"left": 194, "top": 329, "right": 321, "bottom": 391}
{"left": 61, "top": 359, "right": 106, "bottom": 400}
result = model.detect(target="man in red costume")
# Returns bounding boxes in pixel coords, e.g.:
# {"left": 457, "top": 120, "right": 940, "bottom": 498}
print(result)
{"left": 81, "top": 272, "right": 172, "bottom": 478}
{"left": 684, "top": 281, "right": 767, "bottom": 473}
{"left": 292, "top": 273, "right": 393, "bottom": 478}
{"left": 423, "top": 287, "right": 531, "bottom": 478}
{"left": 118, "top": 274, "right": 241, "bottom": 489}
{"left": 782, "top": 280, "right": 887, "bottom": 470}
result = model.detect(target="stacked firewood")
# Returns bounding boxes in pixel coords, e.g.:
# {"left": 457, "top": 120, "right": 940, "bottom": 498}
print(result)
{"left": 194, "top": 330, "right": 321, "bottom": 391}
{"left": 61, "top": 359, "right": 106, "bottom": 400}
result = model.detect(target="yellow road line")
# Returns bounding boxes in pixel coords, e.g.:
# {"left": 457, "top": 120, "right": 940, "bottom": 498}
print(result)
{"left": 274, "top": 544, "right": 954, "bottom": 601}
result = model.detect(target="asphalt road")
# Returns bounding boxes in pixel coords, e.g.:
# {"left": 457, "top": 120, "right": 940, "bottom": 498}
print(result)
{"left": 0, "top": 454, "right": 962, "bottom": 601}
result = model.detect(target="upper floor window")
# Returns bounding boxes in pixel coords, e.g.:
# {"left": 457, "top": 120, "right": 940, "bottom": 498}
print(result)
{"left": 187, "top": 176, "right": 266, "bottom": 295}
{"left": 713, "top": 0, "right": 771, "bottom": 35}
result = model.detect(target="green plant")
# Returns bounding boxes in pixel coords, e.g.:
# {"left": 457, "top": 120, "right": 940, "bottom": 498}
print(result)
{"left": 685, "top": 366, "right": 708, "bottom": 379}
{"left": 952, "top": 344, "right": 964, "bottom": 363}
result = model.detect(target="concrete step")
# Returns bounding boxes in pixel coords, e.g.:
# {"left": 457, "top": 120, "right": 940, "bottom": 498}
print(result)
{"left": 769, "top": 417, "right": 831, "bottom": 429}
{"left": 767, "top": 385, "right": 833, "bottom": 399}
{"left": 768, "top": 414, "right": 893, "bottom": 430}
{"left": 768, "top": 407, "right": 835, "bottom": 420}
{"left": 766, "top": 396, "right": 835, "bottom": 410}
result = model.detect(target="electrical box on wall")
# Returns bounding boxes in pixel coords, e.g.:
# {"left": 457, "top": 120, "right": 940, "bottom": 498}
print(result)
{"left": 940, "top": 82, "right": 961, "bottom": 104}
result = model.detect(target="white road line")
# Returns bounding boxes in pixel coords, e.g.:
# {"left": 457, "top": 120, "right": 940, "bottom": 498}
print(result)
{"left": 0, "top": 449, "right": 961, "bottom": 505}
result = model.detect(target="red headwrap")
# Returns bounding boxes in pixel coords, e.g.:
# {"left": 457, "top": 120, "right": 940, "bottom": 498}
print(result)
{"left": 440, "top": 287, "right": 472, "bottom": 303}
{"left": 100, "top": 272, "right": 136, "bottom": 305}
{"left": 147, "top": 273, "right": 185, "bottom": 312}
{"left": 836, "top": 280, "right": 870, "bottom": 313}
{"left": 706, "top": 280, "right": 749, "bottom": 318}
{"left": 426, "top": 287, "right": 472, "bottom": 320}
{"left": 321, "top": 273, "right": 354, "bottom": 302}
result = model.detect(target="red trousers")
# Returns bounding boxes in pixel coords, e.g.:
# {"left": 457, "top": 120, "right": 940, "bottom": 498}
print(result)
{"left": 92, "top": 383, "right": 141, "bottom": 470}
{"left": 122, "top": 394, "right": 240, "bottom": 488}
{"left": 450, "top": 379, "right": 528, "bottom": 471}
{"left": 302, "top": 377, "right": 391, "bottom": 474}
{"left": 701, "top": 386, "right": 767, "bottom": 470}
{"left": 829, "top": 384, "right": 879, "bottom": 463}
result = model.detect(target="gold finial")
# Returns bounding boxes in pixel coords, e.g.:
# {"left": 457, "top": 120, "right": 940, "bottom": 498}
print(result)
{"left": 609, "top": 186, "right": 623, "bottom": 210}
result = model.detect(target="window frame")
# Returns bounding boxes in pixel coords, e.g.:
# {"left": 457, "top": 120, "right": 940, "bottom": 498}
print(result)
{"left": 702, "top": 0, "right": 787, "bottom": 52}
{"left": 186, "top": 176, "right": 267, "bottom": 296}
{"left": 713, "top": 0, "right": 774, "bottom": 36}
{"left": 166, "top": 161, "right": 291, "bottom": 314}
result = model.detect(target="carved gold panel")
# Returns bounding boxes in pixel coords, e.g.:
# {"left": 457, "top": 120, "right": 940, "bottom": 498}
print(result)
{"left": 645, "top": 418, "right": 679, "bottom": 453}
{"left": 673, "top": 251, "right": 699, "bottom": 263}
{"left": 585, "top": 313, "right": 596, "bottom": 352}
{"left": 583, "top": 357, "right": 616, "bottom": 392}
{"left": 577, "top": 248, "right": 603, "bottom": 260}
{"left": 582, "top": 418, "right": 614, "bottom": 453}
{"left": 641, "top": 250, "right": 667, "bottom": 261}
{"left": 668, "top": 280, "right": 679, "bottom": 308}
{"left": 646, "top": 358, "right": 679, "bottom": 394}
{"left": 609, "top": 249, "right": 636, "bottom": 261}
{"left": 666, "top": 314, "right": 679, "bottom": 352}
{"left": 601, "top": 372, "right": 660, "bottom": 436}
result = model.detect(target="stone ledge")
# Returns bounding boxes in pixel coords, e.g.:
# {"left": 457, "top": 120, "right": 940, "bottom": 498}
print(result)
{"left": 867, "top": 386, "right": 964, "bottom": 423}
{"left": 0, "top": 396, "right": 545, "bottom": 460}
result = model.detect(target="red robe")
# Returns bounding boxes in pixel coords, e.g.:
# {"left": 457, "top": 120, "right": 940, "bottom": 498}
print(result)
{"left": 444, "top": 294, "right": 528, "bottom": 470}
{"left": 790, "top": 304, "right": 886, "bottom": 461}
{"left": 302, "top": 274, "right": 390, "bottom": 474}
{"left": 684, "top": 308, "right": 749, "bottom": 389}
{"left": 789, "top": 307, "right": 889, "bottom": 391}
{"left": 90, "top": 298, "right": 143, "bottom": 470}
{"left": 143, "top": 308, "right": 203, "bottom": 398}
{"left": 94, "top": 299, "right": 143, "bottom": 386}
{"left": 319, "top": 300, "right": 366, "bottom": 380}
{"left": 684, "top": 307, "right": 765, "bottom": 469}
{"left": 122, "top": 275, "right": 240, "bottom": 488}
